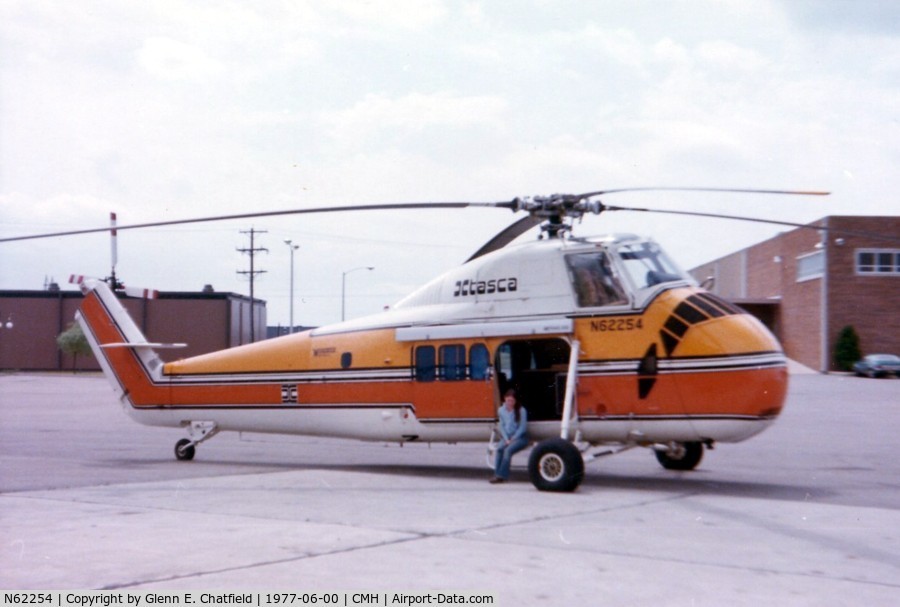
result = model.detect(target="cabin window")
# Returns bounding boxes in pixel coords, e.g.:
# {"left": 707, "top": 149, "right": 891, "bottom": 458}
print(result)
{"left": 469, "top": 343, "right": 490, "bottom": 380}
{"left": 415, "top": 343, "right": 492, "bottom": 382}
{"left": 566, "top": 252, "right": 628, "bottom": 307}
{"left": 439, "top": 344, "right": 466, "bottom": 380}
{"left": 415, "top": 346, "right": 436, "bottom": 382}
{"left": 341, "top": 352, "right": 352, "bottom": 369}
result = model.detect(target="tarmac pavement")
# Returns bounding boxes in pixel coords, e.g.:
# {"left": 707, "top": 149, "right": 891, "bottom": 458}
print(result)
{"left": 1, "top": 372, "right": 898, "bottom": 605}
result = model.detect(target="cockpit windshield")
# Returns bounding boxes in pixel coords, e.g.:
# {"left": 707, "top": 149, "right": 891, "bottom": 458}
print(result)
{"left": 615, "top": 240, "right": 692, "bottom": 290}
{"left": 566, "top": 252, "right": 628, "bottom": 307}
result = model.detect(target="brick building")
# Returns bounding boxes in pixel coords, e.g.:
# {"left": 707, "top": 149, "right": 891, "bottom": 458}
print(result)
{"left": 0, "top": 288, "right": 266, "bottom": 371}
{"left": 690, "top": 216, "right": 900, "bottom": 372}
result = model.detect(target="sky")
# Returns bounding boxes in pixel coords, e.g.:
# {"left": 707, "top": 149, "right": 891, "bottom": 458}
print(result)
{"left": 1, "top": 0, "right": 898, "bottom": 328}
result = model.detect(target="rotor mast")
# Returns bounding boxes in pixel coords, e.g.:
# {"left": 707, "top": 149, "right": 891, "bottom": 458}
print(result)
{"left": 109, "top": 212, "right": 119, "bottom": 289}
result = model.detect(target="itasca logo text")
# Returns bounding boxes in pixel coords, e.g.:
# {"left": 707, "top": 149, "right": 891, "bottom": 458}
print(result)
{"left": 453, "top": 277, "right": 518, "bottom": 297}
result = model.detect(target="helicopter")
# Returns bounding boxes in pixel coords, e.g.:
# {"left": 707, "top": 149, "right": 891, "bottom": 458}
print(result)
{"left": 3, "top": 187, "right": 850, "bottom": 491}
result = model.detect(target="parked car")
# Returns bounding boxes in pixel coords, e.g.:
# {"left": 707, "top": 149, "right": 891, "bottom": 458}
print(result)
{"left": 852, "top": 354, "right": 900, "bottom": 378}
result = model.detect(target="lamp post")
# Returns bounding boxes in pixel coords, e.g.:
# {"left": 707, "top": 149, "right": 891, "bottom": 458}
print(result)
{"left": 341, "top": 266, "right": 374, "bottom": 321}
{"left": 284, "top": 240, "right": 299, "bottom": 334}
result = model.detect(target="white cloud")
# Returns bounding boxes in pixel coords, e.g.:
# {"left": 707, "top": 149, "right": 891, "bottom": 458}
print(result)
{"left": 695, "top": 40, "right": 769, "bottom": 72}
{"left": 652, "top": 37, "right": 692, "bottom": 66}
{"left": 137, "top": 37, "right": 224, "bottom": 81}
{"left": 574, "top": 24, "right": 646, "bottom": 70}
{"left": 319, "top": 91, "right": 508, "bottom": 143}
{"left": 462, "top": 1, "right": 488, "bottom": 27}
{"left": 327, "top": 0, "right": 448, "bottom": 30}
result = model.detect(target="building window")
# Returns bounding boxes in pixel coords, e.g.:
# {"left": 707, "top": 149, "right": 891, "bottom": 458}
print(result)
{"left": 856, "top": 249, "right": 900, "bottom": 276}
{"left": 796, "top": 250, "right": 824, "bottom": 282}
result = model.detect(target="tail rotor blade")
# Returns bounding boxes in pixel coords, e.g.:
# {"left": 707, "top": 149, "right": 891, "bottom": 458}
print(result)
{"left": 121, "top": 286, "right": 160, "bottom": 299}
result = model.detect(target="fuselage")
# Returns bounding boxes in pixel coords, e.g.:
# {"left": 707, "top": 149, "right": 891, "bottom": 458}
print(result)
{"left": 77, "top": 234, "right": 787, "bottom": 448}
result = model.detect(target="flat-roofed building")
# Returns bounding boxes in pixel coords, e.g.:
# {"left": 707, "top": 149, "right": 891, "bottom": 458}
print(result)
{"left": 0, "top": 288, "right": 266, "bottom": 371}
{"left": 690, "top": 216, "right": 900, "bottom": 372}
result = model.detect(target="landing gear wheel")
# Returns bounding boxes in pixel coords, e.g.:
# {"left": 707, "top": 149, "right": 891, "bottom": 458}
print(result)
{"left": 655, "top": 441, "right": 703, "bottom": 471}
{"left": 528, "top": 438, "right": 584, "bottom": 492}
{"left": 175, "top": 438, "right": 196, "bottom": 461}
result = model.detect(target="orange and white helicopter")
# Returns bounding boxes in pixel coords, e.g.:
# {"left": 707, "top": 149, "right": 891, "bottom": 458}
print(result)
{"left": 4, "top": 187, "right": 836, "bottom": 491}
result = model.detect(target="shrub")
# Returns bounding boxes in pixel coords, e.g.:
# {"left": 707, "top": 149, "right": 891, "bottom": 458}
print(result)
{"left": 834, "top": 325, "right": 862, "bottom": 372}
{"left": 57, "top": 322, "right": 93, "bottom": 371}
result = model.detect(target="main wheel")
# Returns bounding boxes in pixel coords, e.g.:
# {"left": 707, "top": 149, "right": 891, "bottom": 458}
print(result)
{"left": 655, "top": 441, "right": 703, "bottom": 471}
{"left": 528, "top": 438, "right": 584, "bottom": 492}
{"left": 175, "top": 438, "right": 196, "bottom": 461}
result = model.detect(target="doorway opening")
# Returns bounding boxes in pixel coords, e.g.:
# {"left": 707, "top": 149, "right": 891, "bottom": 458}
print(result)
{"left": 495, "top": 338, "right": 570, "bottom": 421}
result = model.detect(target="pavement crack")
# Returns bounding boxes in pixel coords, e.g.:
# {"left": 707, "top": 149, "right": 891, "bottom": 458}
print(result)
{"left": 101, "top": 534, "right": 430, "bottom": 590}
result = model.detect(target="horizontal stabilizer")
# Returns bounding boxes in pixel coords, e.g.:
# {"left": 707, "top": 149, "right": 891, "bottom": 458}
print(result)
{"left": 101, "top": 342, "right": 187, "bottom": 349}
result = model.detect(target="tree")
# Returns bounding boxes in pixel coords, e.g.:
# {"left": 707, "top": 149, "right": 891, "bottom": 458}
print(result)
{"left": 834, "top": 325, "right": 862, "bottom": 372}
{"left": 57, "top": 322, "right": 93, "bottom": 371}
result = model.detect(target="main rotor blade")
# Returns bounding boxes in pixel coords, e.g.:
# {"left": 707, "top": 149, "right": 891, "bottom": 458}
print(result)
{"left": 0, "top": 201, "right": 512, "bottom": 243}
{"left": 466, "top": 215, "right": 544, "bottom": 262}
{"left": 604, "top": 205, "right": 900, "bottom": 244}
{"left": 577, "top": 187, "right": 830, "bottom": 200}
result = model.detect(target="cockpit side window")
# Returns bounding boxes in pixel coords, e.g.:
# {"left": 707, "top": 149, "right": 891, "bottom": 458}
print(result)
{"left": 566, "top": 252, "right": 628, "bottom": 307}
{"left": 616, "top": 241, "right": 690, "bottom": 290}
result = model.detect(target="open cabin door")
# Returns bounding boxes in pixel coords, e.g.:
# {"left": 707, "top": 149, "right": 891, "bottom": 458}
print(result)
{"left": 495, "top": 338, "right": 571, "bottom": 422}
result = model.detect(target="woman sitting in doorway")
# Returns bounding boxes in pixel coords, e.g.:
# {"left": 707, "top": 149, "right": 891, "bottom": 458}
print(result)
{"left": 490, "top": 389, "right": 529, "bottom": 484}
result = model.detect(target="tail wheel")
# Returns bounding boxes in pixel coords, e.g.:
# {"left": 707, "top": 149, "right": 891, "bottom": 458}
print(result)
{"left": 528, "top": 438, "right": 584, "bottom": 492}
{"left": 175, "top": 438, "right": 196, "bottom": 461}
{"left": 655, "top": 441, "right": 703, "bottom": 471}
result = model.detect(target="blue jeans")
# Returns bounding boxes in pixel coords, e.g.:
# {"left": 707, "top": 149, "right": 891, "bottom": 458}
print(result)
{"left": 494, "top": 436, "right": 529, "bottom": 480}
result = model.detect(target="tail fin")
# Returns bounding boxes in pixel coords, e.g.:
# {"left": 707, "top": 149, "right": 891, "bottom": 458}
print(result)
{"left": 74, "top": 278, "right": 183, "bottom": 406}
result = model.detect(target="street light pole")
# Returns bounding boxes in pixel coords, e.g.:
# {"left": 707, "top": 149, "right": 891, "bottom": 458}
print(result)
{"left": 284, "top": 240, "right": 299, "bottom": 334}
{"left": 341, "top": 266, "right": 374, "bottom": 322}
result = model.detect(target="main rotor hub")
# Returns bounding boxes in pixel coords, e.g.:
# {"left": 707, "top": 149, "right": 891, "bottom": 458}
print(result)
{"left": 511, "top": 194, "right": 607, "bottom": 238}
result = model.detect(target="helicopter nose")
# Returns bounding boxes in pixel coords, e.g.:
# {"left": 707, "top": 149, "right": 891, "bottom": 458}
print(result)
{"left": 658, "top": 291, "right": 789, "bottom": 441}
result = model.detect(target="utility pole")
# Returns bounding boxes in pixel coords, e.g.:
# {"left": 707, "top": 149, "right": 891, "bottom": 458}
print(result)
{"left": 237, "top": 228, "right": 268, "bottom": 342}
